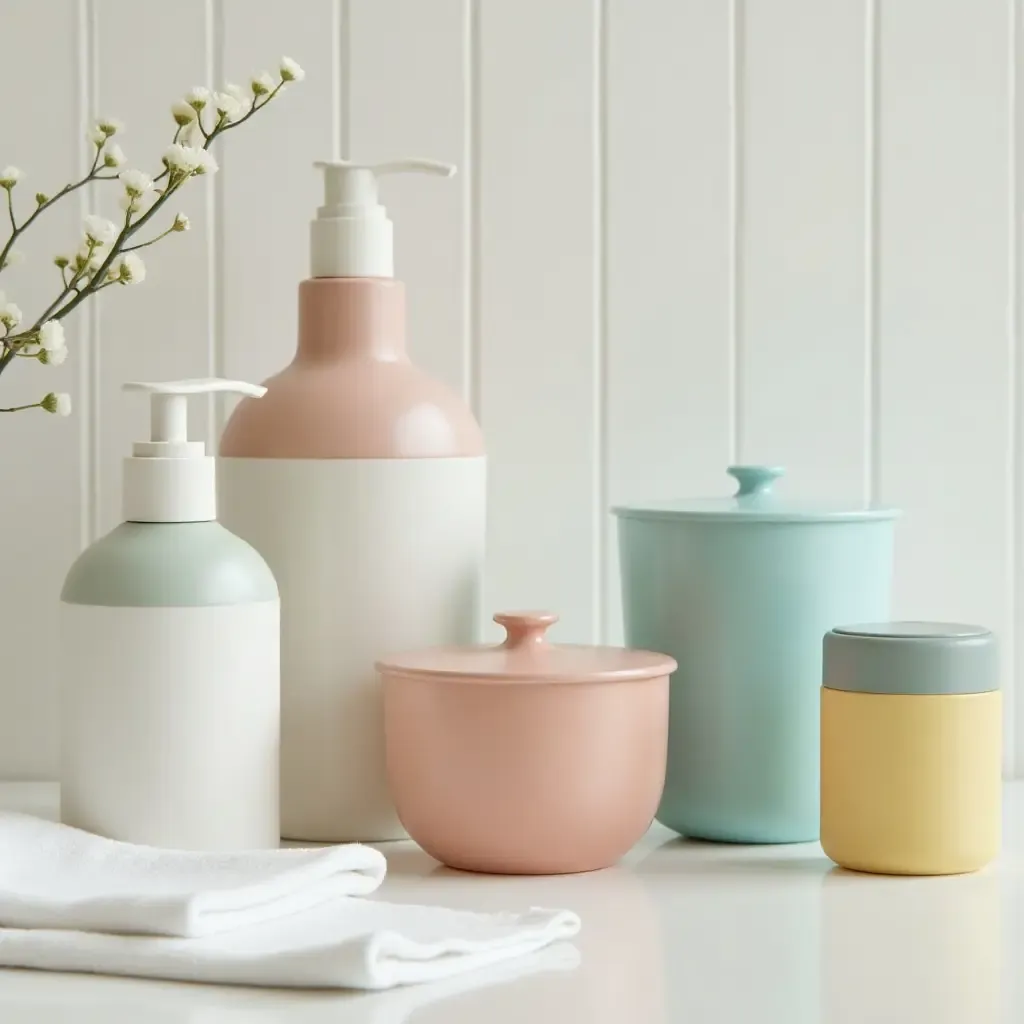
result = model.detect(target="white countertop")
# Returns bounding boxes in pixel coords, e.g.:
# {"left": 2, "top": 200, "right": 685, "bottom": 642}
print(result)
{"left": 0, "top": 781, "right": 1020, "bottom": 1023}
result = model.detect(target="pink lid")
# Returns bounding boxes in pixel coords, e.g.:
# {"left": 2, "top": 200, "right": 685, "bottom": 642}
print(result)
{"left": 376, "top": 611, "right": 677, "bottom": 684}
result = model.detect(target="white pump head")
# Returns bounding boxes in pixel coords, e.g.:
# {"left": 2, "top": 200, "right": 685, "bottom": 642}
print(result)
{"left": 122, "top": 378, "right": 267, "bottom": 523}
{"left": 310, "top": 159, "right": 455, "bottom": 278}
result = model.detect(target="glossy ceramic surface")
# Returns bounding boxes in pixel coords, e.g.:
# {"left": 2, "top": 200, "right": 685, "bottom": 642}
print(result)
{"left": 379, "top": 612, "right": 674, "bottom": 874}
{"left": 614, "top": 466, "right": 898, "bottom": 844}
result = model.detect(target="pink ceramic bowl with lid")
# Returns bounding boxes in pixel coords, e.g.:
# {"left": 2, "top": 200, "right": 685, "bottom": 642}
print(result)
{"left": 377, "top": 611, "right": 676, "bottom": 875}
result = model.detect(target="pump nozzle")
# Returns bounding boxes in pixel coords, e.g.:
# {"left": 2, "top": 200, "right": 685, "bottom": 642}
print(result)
{"left": 122, "top": 378, "right": 267, "bottom": 523}
{"left": 125, "top": 378, "right": 267, "bottom": 453}
{"left": 310, "top": 158, "right": 456, "bottom": 278}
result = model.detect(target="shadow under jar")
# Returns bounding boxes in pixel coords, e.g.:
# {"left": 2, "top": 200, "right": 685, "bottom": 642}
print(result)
{"left": 378, "top": 611, "right": 676, "bottom": 875}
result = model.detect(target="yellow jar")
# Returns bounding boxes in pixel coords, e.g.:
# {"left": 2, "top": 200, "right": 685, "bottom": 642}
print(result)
{"left": 820, "top": 622, "right": 1001, "bottom": 876}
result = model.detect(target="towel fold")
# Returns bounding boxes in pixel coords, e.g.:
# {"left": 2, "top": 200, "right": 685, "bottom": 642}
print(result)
{"left": 0, "top": 813, "right": 581, "bottom": 990}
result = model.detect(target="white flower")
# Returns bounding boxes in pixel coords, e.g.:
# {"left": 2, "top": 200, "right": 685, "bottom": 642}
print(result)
{"left": 280, "top": 56, "right": 305, "bottom": 82}
{"left": 84, "top": 214, "right": 117, "bottom": 246}
{"left": 88, "top": 127, "right": 106, "bottom": 146}
{"left": 119, "top": 167, "right": 154, "bottom": 197}
{"left": 76, "top": 245, "right": 105, "bottom": 271}
{"left": 118, "top": 252, "right": 146, "bottom": 284}
{"left": 185, "top": 86, "right": 210, "bottom": 110}
{"left": 162, "top": 143, "right": 200, "bottom": 174}
{"left": 172, "top": 213, "right": 190, "bottom": 232}
{"left": 42, "top": 392, "right": 72, "bottom": 416}
{"left": 0, "top": 166, "right": 21, "bottom": 188}
{"left": 171, "top": 100, "right": 196, "bottom": 127}
{"left": 193, "top": 149, "right": 218, "bottom": 175}
{"left": 2, "top": 249, "right": 24, "bottom": 269}
{"left": 251, "top": 71, "right": 276, "bottom": 95}
{"left": 97, "top": 117, "right": 123, "bottom": 136}
{"left": 103, "top": 144, "right": 125, "bottom": 168}
{"left": 0, "top": 299, "right": 23, "bottom": 328}
{"left": 213, "top": 90, "right": 245, "bottom": 122}
{"left": 40, "top": 344, "right": 68, "bottom": 366}
{"left": 225, "top": 82, "right": 249, "bottom": 104}
{"left": 39, "top": 320, "right": 65, "bottom": 351}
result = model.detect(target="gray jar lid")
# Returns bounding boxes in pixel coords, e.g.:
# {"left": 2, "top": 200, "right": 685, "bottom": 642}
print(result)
{"left": 612, "top": 466, "right": 900, "bottom": 524}
{"left": 823, "top": 621, "right": 998, "bottom": 695}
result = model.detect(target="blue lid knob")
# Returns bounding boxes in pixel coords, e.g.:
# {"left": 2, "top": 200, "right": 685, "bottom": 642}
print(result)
{"left": 728, "top": 465, "right": 784, "bottom": 498}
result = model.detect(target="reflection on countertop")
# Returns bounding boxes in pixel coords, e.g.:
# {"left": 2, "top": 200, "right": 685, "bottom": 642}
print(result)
{"left": 0, "top": 781, "right": 1018, "bottom": 1023}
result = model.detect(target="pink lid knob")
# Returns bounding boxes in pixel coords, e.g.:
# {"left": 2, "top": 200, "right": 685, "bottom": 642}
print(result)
{"left": 494, "top": 611, "right": 558, "bottom": 650}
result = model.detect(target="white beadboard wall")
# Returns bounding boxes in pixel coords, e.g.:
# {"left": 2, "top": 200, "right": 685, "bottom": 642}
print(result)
{"left": 0, "top": 0, "right": 1020, "bottom": 778}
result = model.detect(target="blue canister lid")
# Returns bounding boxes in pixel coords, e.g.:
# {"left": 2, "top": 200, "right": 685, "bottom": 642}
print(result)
{"left": 612, "top": 466, "right": 900, "bottom": 524}
{"left": 823, "top": 621, "right": 998, "bottom": 695}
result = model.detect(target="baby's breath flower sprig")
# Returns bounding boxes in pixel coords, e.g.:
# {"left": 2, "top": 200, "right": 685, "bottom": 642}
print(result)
{"left": 0, "top": 122, "right": 122, "bottom": 280}
{"left": 0, "top": 56, "right": 304, "bottom": 407}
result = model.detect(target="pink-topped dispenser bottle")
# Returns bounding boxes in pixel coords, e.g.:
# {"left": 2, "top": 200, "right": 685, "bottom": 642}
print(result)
{"left": 218, "top": 159, "right": 485, "bottom": 842}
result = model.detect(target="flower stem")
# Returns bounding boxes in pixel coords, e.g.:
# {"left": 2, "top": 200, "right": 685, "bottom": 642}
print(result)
{"left": 0, "top": 401, "right": 42, "bottom": 413}
{"left": 122, "top": 224, "right": 176, "bottom": 252}
{"left": 0, "top": 163, "right": 109, "bottom": 274}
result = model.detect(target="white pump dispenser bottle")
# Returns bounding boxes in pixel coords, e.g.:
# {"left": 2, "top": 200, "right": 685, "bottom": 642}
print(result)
{"left": 60, "top": 379, "right": 282, "bottom": 851}
{"left": 219, "top": 158, "right": 485, "bottom": 843}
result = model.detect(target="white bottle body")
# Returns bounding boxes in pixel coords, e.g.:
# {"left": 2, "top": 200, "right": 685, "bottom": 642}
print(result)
{"left": 60, "top": 600, "right": 280, "bottom": 850}
{"left": 218, "top": 455, "right": 486, "bottom": 842}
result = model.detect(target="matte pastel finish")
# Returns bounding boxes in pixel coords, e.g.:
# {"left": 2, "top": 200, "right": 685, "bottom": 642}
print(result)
{"left": 616, "top": 464, "right": 898, "bottom": 523}
{"left": 379, "top": 609, "right": 676, "bottom": 683}
{"left": 614, "top": 465, "right": 897, "bottom": 844}
{"left": 824, "top": 622, "right": 997, "bottom": 694}
{"left": 218, "top": 456, "right": 486, "bottom": 843}
{"left": 380, "top": 612, "right": 673, "bottom": 874}
{"left": 60, "top": 600, "right": 280, "bottom": 851}
{"left": 218, "top": 278, "right": 484, "bottom": 460}
{"left": 821, "top": 688, "right": 1001, "bottom": 875}
{"left": 218, "top": 270, "right": 487, "bottom": 843}
{"left": 61, "top": 522, "right": 279, "bottom": 607}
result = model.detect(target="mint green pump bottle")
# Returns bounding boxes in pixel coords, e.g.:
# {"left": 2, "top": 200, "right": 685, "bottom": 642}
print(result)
{"left": 59, "top": 379, "right": 281, "bottom": 851}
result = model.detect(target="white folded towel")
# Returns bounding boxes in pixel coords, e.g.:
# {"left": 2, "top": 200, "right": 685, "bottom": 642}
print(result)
{"left": 0, "top": 813, "right": 581, "bottom": 990}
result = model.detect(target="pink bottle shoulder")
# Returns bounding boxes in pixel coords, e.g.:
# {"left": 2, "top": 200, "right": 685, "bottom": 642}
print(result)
{"left": 219, "top": 358, "right": 484, "bottom": 459}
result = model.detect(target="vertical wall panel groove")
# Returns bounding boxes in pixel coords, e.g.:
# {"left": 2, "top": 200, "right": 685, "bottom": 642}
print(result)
{"left": 206, "top": 0, "right": 225, "bottom": 436}
{"left": 85, "top": 0, "right": 101, "bottom": 542}
{"left": 77, "top": 0, "right": 95, "bottom": 549}
{"left": 866, "top": 0, "right": 882, "bottom": 505}
{"left": 594, "top": 0, "right": 609, "bottom": 641}
{"left": 728, "top": 0, "right": 745, "bottom": 465}
{"left": 464, "top": 0, "right": 481, "bottom": 417}
{"left": 334, "top": 0, "right": 350, "bottom": 159}
{"left": 1012, "top": 0, "right": 1022, "bottom": 775}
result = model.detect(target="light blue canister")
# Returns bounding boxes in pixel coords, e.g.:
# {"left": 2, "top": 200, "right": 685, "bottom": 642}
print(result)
{"left": 613, "top": 465, "right": 899, "bottom": 843}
